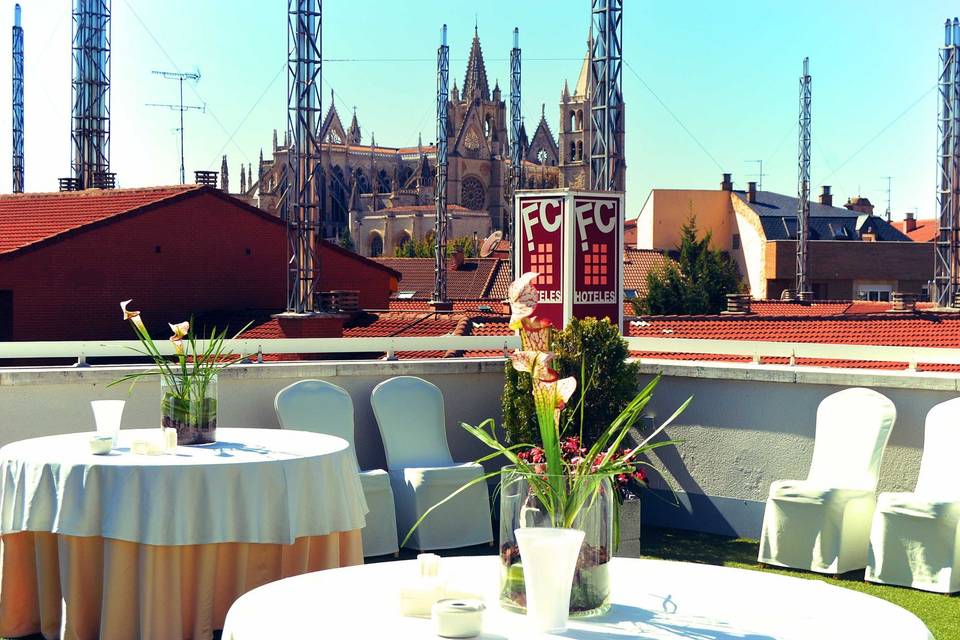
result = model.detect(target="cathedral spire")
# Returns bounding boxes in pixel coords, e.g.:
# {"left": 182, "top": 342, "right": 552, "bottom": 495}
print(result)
{"left": 463, "top": 29, "right": 490, "bottom": 101}
{"left": 220, "top": 155, "right": 229, "bottom": 192}
{"left": 240, "top": 164, "right": 246, "bottom": 193}
{"left": 348, "top": 108, "right": 361, "bottom": 144}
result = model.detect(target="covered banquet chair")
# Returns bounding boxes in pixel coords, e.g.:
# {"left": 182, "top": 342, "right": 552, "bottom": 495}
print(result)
{"left": 758, "top": 387, "right": 896, "bottom": 574}
{"left": 866, "top": 397, "right": 960, "bottom": 593}
{"left": 371, "top": 376, "right": 493, "bottom": 550}
{"left": 275, "top": 379, "right": 399, "bottom": 557}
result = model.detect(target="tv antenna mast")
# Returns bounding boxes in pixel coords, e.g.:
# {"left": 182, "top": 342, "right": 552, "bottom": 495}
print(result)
{"left": 148, "top": 70, "right": 203, "bottom": 185}
{"left": 882, "top": 176, "right": 893, "bottom": 221}
{"left": 745, "top": 159, "right": 766, "bottom": 192}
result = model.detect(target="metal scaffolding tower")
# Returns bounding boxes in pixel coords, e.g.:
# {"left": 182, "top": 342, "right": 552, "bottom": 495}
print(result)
{"left": 509, "top": 28, "right": 522, "bottom": 198}
{"left": 12, "top": 4, "right": 23, "bottom": 193}
{"left": 71, "top": 0, "right": 111, "bottom": 189}
{"left": 935, "top": 18, "right": 960, "bottom": 308}
{"left": 796, "top": 57, "right": 812, "bottom": 301}
{"left": 148, "top": 70, "right": 203, "bottom": 185}
{"left": 432, "top": 24, "right": 450, "bottom": 307}
{"left": 285, "top": 0, "right": 323, "bottom": 314}
{"left": 589, "top": 0, "right": 623, "bottom": 191}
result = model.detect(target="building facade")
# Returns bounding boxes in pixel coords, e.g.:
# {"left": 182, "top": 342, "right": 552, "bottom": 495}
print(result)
{"left": 235, "top": 29, "right": 631, "bottom": 256}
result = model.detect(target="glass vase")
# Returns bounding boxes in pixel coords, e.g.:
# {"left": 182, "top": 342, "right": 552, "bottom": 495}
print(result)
{"left": 160, "top": 374, "right": 218, "bottom": 445}
{"left": 499, "top": 465, "right": 613, "bottom": 618}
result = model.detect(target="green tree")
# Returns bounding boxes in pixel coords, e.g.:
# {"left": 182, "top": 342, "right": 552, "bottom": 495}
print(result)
{"left": 337, "top": 228, "right": 355, "bottom": 251}
{"left": 502, "top": 317, "right": 640, "bottom": 447}
{"left": 393, "top": 233, "right": 479, "bottom": 258}
{"left": 633, "top": 216, "right": 742, "bottom": 315}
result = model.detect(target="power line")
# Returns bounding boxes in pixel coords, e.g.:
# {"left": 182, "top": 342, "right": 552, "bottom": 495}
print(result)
{"left": 623, "top": 59, "right": 725, "bottom": 172}
{"left": 819, "top": 83, "right": 936, "bottom": 183}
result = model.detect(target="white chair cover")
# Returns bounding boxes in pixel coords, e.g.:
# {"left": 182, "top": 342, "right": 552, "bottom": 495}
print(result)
{"left": 275, "top": 379, "right": 399, "bottom": 557}
{"left": 866, "top": 397, "right": 960, "bottom": 593}
{"left": 758, "top": 387, "right": 896, "bottom": 574}
{"left": 371, "top": 376, "right": 493, "bottom": 550}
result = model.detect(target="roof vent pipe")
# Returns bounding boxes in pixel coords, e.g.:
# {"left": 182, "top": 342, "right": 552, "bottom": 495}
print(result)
{"left": 721, "top": 293, "right": 753, "bottom": 315}
{"left": 889, "top": 292, "right": 917, "bottom": 314}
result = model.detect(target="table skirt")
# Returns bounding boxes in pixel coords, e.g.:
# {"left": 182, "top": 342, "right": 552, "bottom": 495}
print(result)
{"left": 0, "top": 529, "right": 363, "bottom": 640}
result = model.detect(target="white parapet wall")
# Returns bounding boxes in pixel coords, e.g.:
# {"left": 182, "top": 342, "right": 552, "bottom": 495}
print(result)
{"left": 2, "top": 356, "right": 957, "bottom": 539}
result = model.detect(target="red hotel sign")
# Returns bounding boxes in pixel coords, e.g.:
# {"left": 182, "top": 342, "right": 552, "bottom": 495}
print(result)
{"left": 515, "top": 190, "right": 624, "bottom": 332}
{"left": 516, "top": 194, "right": 565, "bottom": 329}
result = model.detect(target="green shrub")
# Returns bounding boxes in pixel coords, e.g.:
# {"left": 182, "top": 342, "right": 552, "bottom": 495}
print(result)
{"left": 502, "top": 317, "right": 640, "bottom": 447}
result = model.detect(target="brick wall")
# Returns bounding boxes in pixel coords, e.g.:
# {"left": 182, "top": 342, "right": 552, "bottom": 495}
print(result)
{"left": 765, "top": 240, "right": 933, "bottom": 283}
{"left": 0, "top": 191, "right": 286, "bottom": 341}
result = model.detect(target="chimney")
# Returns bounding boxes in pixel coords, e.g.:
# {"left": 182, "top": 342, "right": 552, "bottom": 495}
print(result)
{"left": 904, "top": 211, "right": 917, "bottom": 233}
{"left": 888, "top": 292, "right": 917, "bottom": 314}
{"left": 721, "top": 173, "right": 733, "bottom": 192}
{"left": 819, "top": 185, "right": 833, "bottom": 207}
{"left": 844, "top": 196, "right": 875, "bottom": 215}
{"left": 721, "top": 293, "right": 753, "bottom": 315}
{"left": 747, "top": 181, "right": 757, "bottom": 203}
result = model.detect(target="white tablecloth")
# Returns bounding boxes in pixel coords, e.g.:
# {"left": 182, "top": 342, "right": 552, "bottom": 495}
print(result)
{"left": 221, "top": 556, "right": 934, "bottom": 639}
{"left": 0, "top": 428, "right": 368, "bottom": 545}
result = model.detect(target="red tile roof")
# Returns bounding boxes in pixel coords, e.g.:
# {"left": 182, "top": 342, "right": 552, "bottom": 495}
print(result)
{"left": 374, "top": 204, "right": 471, "bottom": 214}
{"left": 750, "top": 300, "right": 938, "bottom": 316}
{"left": 0, "top": 185, "right": 199, "bottom": 256}
{"left": 386, "top": 298, "right": 508, "bottom": 313}
{"left": 891, "top": 219, "right": 938, "bottom": 243}
{"left": 375, "top": 257, "right": 503, "bottom": 299}
{"left": 626, "top": 314, "right": 960, "bottom": 348}
{"left": 343, "top": 312, "right": 461, "bottom": 338}
{"left": 623, "top": 248, "right": 671, "bottom": 296}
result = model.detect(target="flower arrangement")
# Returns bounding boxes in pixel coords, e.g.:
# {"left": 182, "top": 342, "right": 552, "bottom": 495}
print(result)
{"left": 405, "top": 271, "right": 690, "bottom": 616}
{"left": 109, "top": 300, "right": 249, "bottom": 445}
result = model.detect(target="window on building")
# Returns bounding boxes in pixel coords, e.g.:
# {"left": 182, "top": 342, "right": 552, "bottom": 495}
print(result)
{"left": 397, "top": 291, "right": 417, "bottom": 299}
{"left": 369, "top": 233, "right": 383, "bottom": 257}
{"left": 460, "top": 176, "right": 486, "bottom": 211}
{"left": 856, "top": 284, "right": 893, "bottom": 302}
{"left": 569, "top": 142, "right": 576, "bottom": 162}
{"left": 576, "top": 141, "right": 583, "bottom": 161}
{"left": 732, "top": 234, "right": 741, "bottom": 250}
{"left": 624, "top": 289, "right": 638, "bottom": 300}
{"left": 0, "top": 291, "right": 11, "bottom": 341}
{"left": 576, "top": 109, "right": 584, "bottom": 130}
{"left": 568, "top": 111, "right": 575, "bottom": 132}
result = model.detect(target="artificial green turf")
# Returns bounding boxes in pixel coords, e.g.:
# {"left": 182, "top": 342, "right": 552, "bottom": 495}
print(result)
{"left": 639, "top": 526, "right": 959, "bottom": 640}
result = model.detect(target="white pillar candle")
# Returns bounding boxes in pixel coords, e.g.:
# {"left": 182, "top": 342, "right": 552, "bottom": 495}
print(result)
{"left": 514, "top": 527, "right": 585, "bottom": 633}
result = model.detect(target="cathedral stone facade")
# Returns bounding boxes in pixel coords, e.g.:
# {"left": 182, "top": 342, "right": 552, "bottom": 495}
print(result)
{"left": 235, "top": 30, "right": 622, "bottom": 257}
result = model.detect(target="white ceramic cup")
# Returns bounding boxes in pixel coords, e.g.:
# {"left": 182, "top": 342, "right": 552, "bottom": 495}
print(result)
{"left": 90, "top": 400, "right": 125, "bottom": 448}
{"left": 514, "top": 527, "right": 585, "bottom": 633}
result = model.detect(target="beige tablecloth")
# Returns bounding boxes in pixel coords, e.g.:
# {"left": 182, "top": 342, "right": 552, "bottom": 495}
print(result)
{"left": 0, "top": 428, "right": 368, "bottom": 639}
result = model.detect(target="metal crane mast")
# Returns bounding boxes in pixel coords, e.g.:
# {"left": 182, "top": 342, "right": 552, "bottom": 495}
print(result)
{"left": 509, "top": 28, "right": 522, "bottom": 200}
{"left": 589, "top": 0, "right": 623, "bottom": 191}
{"left": 71, "top": 0, "right": 111, "bottom": 189}
{"left": 285, "top": 0, "right": 323, "bottom": 314}
{"left": 796, "top": 57, "right": 812, "bottom": 301}
{"left": 12, "top": 4, "right": 23, "bottom": 193}
{"left": 432, "top": 24, "right": 450, "bottom": 307}
{"left": 935, "top": 18, "right": 960, "bottom": 308}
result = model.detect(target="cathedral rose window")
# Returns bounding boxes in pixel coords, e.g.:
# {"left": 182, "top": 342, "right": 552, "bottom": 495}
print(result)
{"left": 461, "top": 176, "right": 485, "bottom": 211}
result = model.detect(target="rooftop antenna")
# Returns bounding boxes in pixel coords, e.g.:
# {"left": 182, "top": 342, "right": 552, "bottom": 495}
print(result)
{"left": 285, "top": 0, "right": 323, "bottom": 313}
{"left": 745, "top": 159, "right": 765, "bottom": 192}
{"left": 935, "top": 17, "right": 960, "bottom": 308}
{"left": 12, "top": 4, "right": 23, "bottom": 193}
{"left": 70, "top": 0, "right": 111, "bottom": 190}
{"left": 147, "top": 70, "right": 203, "bottom": 185}
{"left": 432, "top": 24, "right": 450, "bottom": 310}
{"left": 796, "top": 56, "right": 812, "bottom": 301}
{"left": 589, "top": 0, "right": 624, "bottom": 191}
{"left": 882, "top": 176, "right": 893, "bottom": 221}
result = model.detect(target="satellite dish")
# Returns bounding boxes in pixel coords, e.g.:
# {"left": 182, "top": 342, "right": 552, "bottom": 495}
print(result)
{"left": 479, "top": 230, "right": 503, "bottom": 258}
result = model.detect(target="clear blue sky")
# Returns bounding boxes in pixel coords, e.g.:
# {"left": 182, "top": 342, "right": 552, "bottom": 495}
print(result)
{"left": 2, "top": 0, "right": 957, "bottom": 218}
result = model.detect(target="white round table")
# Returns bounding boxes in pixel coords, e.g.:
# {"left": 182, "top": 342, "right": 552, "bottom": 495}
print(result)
{"left": 0, "top": 428, "right": 368, "bottom": 640}
{"left": 221, "top": 556, "right": 934, "bottom": 639}
{"left": 0, "top": 427, "right": 367, "bottom": 545}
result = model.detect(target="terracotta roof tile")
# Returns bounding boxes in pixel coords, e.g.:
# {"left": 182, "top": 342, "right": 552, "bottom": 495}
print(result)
{"left": 375, "top": 257, "right": 503, "bottom": 298}
{"left": 0, "top": 185, "right": 199, "bottom": 255}
{"left": 623, "top": 248, "right": 672, "bottom": 296}
{"left": 891, "top": 219, "right": 938, "bottom": 243}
